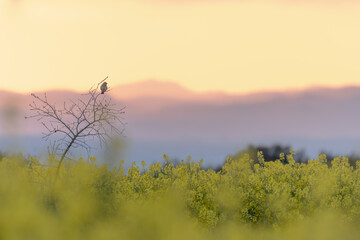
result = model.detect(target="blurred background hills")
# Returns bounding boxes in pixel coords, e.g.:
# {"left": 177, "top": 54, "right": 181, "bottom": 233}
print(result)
{"left": 1, "top": 80, "right": 360, "bottom": 167}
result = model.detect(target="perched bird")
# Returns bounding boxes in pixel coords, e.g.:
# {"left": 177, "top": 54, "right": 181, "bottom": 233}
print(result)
{"left": 100, "top": 82, "right": 108, "bottom": 94}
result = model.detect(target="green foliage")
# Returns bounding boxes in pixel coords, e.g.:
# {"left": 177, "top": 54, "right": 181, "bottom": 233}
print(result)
{"left": 1, "top": 153, "right": 360, "bottom": 239}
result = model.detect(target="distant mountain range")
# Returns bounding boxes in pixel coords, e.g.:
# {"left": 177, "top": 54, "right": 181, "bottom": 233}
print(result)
{"left": 1, "top": 80, "right": 360, "bottom": 165}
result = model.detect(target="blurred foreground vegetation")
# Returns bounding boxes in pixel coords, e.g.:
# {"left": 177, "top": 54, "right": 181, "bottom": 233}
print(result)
{"left": 1, "top": 152, "right": 360, "bottom": 239}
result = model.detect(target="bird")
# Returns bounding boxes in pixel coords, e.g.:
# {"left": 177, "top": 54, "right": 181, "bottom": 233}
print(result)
{"left": 100, "top": 82, "right": 108, "bottom": 94}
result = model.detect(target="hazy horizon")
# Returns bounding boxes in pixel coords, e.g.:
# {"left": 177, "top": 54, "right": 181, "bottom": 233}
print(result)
{"left": 2, "top": 82, "right": 360, "bottom": 166}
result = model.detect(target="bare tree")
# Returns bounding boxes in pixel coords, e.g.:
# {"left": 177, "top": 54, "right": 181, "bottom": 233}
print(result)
{"left": 26, "top": 77, "right": 125, "bottom": 177}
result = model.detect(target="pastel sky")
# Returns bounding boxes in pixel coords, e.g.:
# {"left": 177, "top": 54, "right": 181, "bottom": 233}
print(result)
{"left": 1, "top": 0, "right": 360, "bottom": 94}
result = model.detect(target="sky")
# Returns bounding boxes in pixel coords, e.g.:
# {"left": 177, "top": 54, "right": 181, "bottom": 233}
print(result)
{"left": 1, "top": 0, "right": 360, "bottom": 94}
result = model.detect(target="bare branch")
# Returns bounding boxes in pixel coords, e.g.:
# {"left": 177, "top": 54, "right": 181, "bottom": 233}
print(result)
{"left": 26, "top": 77, "right": 125, "bottom": 179}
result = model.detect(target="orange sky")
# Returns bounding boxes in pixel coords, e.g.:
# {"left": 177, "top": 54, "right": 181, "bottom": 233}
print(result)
{"left": 1, "top": 0, "right": 360, "bottom": 94}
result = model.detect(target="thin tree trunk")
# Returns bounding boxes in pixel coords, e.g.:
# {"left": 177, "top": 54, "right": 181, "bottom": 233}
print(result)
{"left": 55, "top": 138, "right": 75, "bottom": 179}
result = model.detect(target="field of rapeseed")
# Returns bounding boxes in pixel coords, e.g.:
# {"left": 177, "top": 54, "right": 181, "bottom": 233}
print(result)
{"left": 1, "top": 152, "right": 360, "bottom": 239}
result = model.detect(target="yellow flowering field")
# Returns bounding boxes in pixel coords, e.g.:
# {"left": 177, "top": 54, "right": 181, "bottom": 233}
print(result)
{"left": 1, "top": 152, "right": 360, "bottom": 240}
